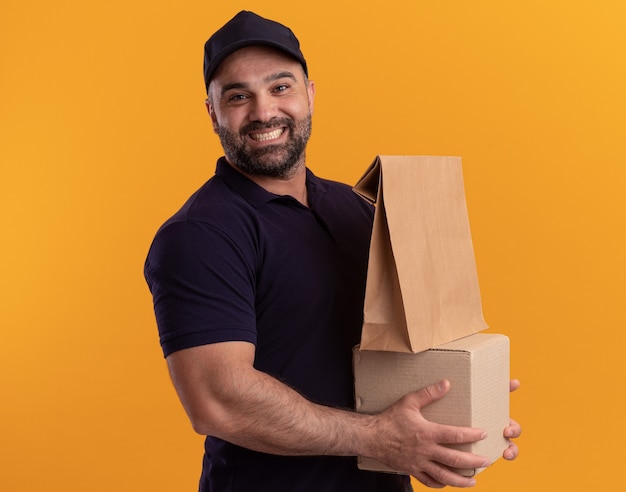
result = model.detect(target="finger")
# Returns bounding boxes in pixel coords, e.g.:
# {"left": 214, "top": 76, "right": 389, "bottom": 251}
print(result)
{"left": 430, "top": 421, "right": 489, "bottom": 445}
{"left": 504, "top": 418, "right": 521, "bottom": 439}
{"left": 510, "top": 379, "right": 520, "bottom": 392}
{"left": 503, "top": 441, "right": 518, "bottom": 460}
{"left": 429, "top": 444, "right": 490, "bottom": 472}
{"left": 413, "top": 472, "right": 446, "bottom": 489}
{"left": 409, "top": 380, "right": 451, "bottom": 409}
{"left": 421, "top": 461, "right": 478, "bottom": 488}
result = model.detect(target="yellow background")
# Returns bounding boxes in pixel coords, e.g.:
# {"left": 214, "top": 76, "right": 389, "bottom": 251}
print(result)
{"left": 2, "top": 1, "right": 624, "bottom": 490}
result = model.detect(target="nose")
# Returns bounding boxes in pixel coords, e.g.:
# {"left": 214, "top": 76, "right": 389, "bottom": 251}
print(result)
{"left": 248, "top": 93, "right": 278, "bottom": 123}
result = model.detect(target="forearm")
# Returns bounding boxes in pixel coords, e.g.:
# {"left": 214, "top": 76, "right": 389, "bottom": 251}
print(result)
{"left": 203, "top": 367, "right": 377, "bottom": 457}
{"left": 167, "top": 342, "right": 378, "bottom": 458}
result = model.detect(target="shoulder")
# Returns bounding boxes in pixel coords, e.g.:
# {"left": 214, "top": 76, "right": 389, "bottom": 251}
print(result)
{"left": 156, "top": 174, "right": 259, "bottom": 242}
{"left": 145, "top": 176, "right": 261, "bottom": 277}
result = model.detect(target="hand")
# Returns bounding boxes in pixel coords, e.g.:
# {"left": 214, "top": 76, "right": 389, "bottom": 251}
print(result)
{"left": 503, "top": 379, "right": 522, "bottom": 460}
{"left": 373, "top": 380, "right": 490, "bottom": 488}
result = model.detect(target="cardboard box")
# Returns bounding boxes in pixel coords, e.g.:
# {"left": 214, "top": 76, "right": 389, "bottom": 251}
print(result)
{"left": 354, "top": 333, "right": 510, "bottom": 477}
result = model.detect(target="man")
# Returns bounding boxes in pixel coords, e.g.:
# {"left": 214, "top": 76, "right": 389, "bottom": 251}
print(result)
{"left": 144, "top": 11, "right": 520, "bottom": 492}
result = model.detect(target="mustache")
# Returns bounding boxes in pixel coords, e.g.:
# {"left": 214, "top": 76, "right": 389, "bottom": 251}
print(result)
{"left": 240, "top": 118, "right": 295, "bottom": 136}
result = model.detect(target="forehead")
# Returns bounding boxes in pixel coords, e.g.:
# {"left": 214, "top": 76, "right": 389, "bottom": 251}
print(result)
{"left": 210, "top": 46, "right": 305, "bottom": 89}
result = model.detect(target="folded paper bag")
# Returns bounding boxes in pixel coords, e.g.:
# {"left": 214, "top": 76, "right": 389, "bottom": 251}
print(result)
{"left": 353, "top": 155, "right": 488, "bottom": 353}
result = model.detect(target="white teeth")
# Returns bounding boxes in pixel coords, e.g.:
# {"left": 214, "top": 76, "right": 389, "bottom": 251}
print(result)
{"left": 251, "top": 128, "right": 283, "bottom": 142}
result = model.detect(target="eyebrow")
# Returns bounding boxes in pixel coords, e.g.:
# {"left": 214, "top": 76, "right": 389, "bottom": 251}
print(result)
{"left": 220, "top": 71, "right": 298, "bottom": 96}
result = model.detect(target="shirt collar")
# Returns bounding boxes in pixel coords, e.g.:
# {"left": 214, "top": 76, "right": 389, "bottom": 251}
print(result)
{"left": 215, "top": 157, "right": 327, "bottom": 209}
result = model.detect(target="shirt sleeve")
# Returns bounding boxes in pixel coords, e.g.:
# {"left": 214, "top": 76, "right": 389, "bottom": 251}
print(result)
{"left": 144, "top": 219, "right": 258, "bottom": 357}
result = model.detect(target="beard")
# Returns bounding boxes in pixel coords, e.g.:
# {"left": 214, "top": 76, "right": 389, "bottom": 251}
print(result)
{"left": 216, "top": 115, "right": 312, "bottom": 179}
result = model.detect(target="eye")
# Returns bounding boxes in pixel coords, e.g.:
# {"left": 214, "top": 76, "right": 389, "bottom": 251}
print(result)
{"left": 224, "top": 93, "right": 249, "bottom": 106}
{"left": 273, "top": 84, "right": 290, "bottom": 93}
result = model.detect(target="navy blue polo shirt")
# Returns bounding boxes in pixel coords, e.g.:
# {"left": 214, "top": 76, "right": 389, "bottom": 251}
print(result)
{"left": 144, "top": 158, "right": 410, "bottom": 492}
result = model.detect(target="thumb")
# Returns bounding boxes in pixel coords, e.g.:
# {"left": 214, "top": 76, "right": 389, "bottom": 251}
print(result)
{"left": 410, "top": 379, "right": 451, "bottom": 409}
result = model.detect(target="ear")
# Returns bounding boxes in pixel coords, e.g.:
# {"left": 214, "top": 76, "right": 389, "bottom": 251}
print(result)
{"left": 307, "top": 80, "right": 316, "bottom": 115}
{"left": 205, "top": 98, "right": 219, "bottom": 134}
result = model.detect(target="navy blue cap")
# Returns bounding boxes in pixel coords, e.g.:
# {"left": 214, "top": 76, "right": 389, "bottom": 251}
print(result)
{"left": 203, "top": 11, "right": 308, "bottom": 93}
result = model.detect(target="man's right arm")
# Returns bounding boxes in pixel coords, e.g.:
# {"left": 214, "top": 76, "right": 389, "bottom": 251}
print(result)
{"left": 166, "top": 341, "right": 491, "bottom": 488}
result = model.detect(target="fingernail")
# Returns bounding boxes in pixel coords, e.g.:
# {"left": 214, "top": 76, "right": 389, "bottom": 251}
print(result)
{"left": 480, "top": 432, "right": 488, "bottom": 440}
{"left": 468, "top": 479, "right": 477, "bottom": 487}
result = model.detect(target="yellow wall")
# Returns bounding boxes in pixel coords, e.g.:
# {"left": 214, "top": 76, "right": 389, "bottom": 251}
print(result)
{"left": 2, "top": 1, "right": 624, "bottom": 490}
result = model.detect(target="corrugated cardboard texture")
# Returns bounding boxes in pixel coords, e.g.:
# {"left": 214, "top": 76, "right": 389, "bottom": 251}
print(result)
{"left": 353, "top": 156, "right": 488, "bottom": 353}
{"left": 353, "top": 333, "right": 510, "bottom": 477}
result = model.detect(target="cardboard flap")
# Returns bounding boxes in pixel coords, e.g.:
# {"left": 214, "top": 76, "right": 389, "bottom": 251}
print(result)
{"left": 355, "top": 155, "right": 488, "bottom": 353}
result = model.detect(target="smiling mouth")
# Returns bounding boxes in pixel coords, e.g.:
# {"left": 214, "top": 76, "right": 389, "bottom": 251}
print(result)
{"left": 250, "top": 128, "right": 285, "bottom": 142}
